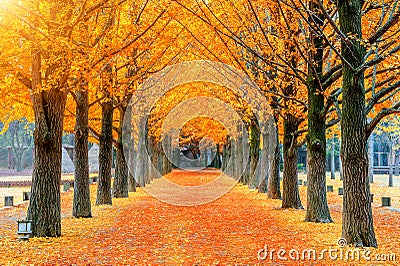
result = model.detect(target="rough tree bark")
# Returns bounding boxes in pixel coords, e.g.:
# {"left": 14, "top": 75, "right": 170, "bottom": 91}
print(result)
{"left": 222, "top": 138, "right": 228, "bottom": 172}
{"left": 144, "top": 134, "right": 150, "bottom": 184}
{"left": 96, "top": 97, "right": 114, "bottom": 205}
{"left": 304, "top": 0, "right": 332, "bottom": 222}
{"left": 338, "top": 0, "right": 377, "bottom": 247}
{"left": 166, "top": 135, "right": 173, "bottom": 174}
{"left": 127, "top": 140, "right": 136, "bottom": 192}
{"left": 28, "top": 91, "right": 67, "bottom": 237}
{"left": 282, "top": 114, "right": 303, "bottom": 209}
{"left": 258, "top": 132, "right": 269, "bottom": 193}
{"left": 249, "top": 120, "right": 260, "bottom": 189}
{"left": 305, "top": 127, "right": 332, "bottom": 221}
{"left": 267, "top": 122, "right": 281, "bottom": 199}
{"left": 211, "top": 144, "right": 221, "bottom": 169}
{"left": 26, "top": 47, "right": 68, "bottom": 237}
{"left": 113, "top": 107, "right": 129, "bottom": 198}
{"left": 135, "top": 117, "right": 147, "bottom": 187}
{"left": 150, "top": 137, "right": 160, "bottom": 176}
{"left": 236, "top": 133, "right": 244, "bottom": 181}
{"left": 339, "top": 141, "right": 343, "bottom": 181}
{"left": 113, "top": 145, "right": 129, "bottom": 197}
{"left": 241, "top": 120, "right": 260, "bottom": 186}
{"left": 230, "top": 138, "right": 236, "bottom": 178}
{"left": 222, "top": 136, "right": 232, "bottom": 175}
{"left": 125, "top": 105, "right": 136, "bottom": 192}
{"left": 162, "top": 136, "right": 172, "bottom": 175}
{"left": 73, "top": 89, "right": 92, "bottom": 218}
{"left": 331, "top": 137, "right": 335, "bottom": 180}
{"left": 148, "top": 136, "right": 159, "bottom": 179}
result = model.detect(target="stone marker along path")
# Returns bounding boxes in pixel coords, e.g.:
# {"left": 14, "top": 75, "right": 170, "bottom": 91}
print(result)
{"left": 0, "top": 174, "right": 96, "bottom": 207}
{"left": 0, "top": 169, "right": 399, "bottom": 265}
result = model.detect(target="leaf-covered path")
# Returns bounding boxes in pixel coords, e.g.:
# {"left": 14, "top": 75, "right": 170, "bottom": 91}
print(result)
{"left": 0, "top": 169, "right": 399, "bottom": 265}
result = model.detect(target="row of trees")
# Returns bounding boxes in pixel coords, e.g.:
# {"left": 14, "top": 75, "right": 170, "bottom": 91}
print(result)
{"left": 0, "top": 0, "right": 399, "bottom": 248}
{"left": 172, "top": 0, "right": 400, "bottom": 247}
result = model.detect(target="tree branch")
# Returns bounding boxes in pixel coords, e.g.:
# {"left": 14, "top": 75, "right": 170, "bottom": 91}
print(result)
{"left": 366, "top": 102, "right": 400, "bottom": 138}
{"left": 365, "top": 80, "right": 400, "bottom": 114}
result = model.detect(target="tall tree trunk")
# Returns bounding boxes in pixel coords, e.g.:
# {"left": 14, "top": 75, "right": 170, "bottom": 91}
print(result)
{"left": 222, "top": 136, "right": 232, "bottom": 175}
{"left": 127, "top": 141, "right": 137, "bottom": 192}
{"left": 222, "top": 140, "right": 228, "bottom": 172}
{"left": 96, "top": 98, "right": 114, "bottom": 205}
{"left": 135, "top": 146, "right": 145, "bottom": 187}
{"left": 258, "top": 132, "right": 269, "bottom": 193}
{"left": 282, "top": 114, "right": 303, "bottom": 209}
{"left": 143, "top": 120, "right": 151, "bottom": 184}
{"left": 230, "top": 138, "right": 236, "bottom": 178}
{"left": 339, "top": 139, "right": 343, "bottom": 180}
{"left": 249, "top": 120, "right": 260, "bottom": 189}
{"left": 305, "top": 133, "right": 332, "bottom": 221}
{"left": 154, "top": 144, "right": 164, "bottom": 178}
{"left": 28, "top": 89, "right": 67, "bottom": 237}
{"left": 331, "top": 137, "right": 336, "bottom": 180}
{"left": 113, "top": 105, "right": 130, "bottom": 198}
{"left": 150, "top": 137, "right": 160, "bottom": 179}
{"left": 236, "top": 134, "right": 244, "bottom": 181}
{"left": 113, "top": 145, "right": 129, "bottom": 198}
{"left": 135, "top": 117, "right": 147, "bottom": 186}
{"left": 241, "top": 138, "right": 250, "bottom": 185}
{"left": 125, "top": 106, "right": 136, "bottom": 192}
{"left": 162, "top": 137, "right": 171, "bottom": 175}
{"left": 305, "top": 0, "right": 332, "bottom": 222}
{"left": 73, "top": 89, "right": 92, "bottom": 218}
{"left": 166, "top": 135, "right": 173, "bottom": 173}
{"left": 212, "top": 144, "right": 221, "bottom": 169}
{"left": 338, "top": 0, "right": 377, "bottom": 247}
{"left": 241, "top": 125, "right": 251, "bottom": 185}
{"left": 27, "top": 48, "right": 67, "bottom": 237}
{"left": 267, "top": 122, "right": 281, "bottom": 199}
{"left": 144, "top": 146, "right": 151, "bottom": 184}
{"left": 149, "top": 137, "right": 158, "bottom": 176}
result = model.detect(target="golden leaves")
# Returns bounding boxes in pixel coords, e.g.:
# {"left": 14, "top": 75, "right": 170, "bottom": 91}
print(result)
{"left": 0, "top": 171, "right": 399, "bottom": 264}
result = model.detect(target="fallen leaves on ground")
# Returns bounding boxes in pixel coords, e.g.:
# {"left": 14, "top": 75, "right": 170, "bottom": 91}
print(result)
{"left": 0, "top": 169, "right": 399, "bottom": 265}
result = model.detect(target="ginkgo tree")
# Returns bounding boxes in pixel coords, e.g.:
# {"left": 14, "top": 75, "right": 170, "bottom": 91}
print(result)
{"left": 0, "top": 0, "right": 175, "bottom": 236}
{"left": 64, "top": 0, "right": 186, "bottom": 206}
{"left": 0, "top": 0, "right": 86, "bottom": 237}
{"left": 174, "top": 0, "right": 400, "bottom": 247}
{"left": 0, "top": 0, "right": 399, "bottom": 248}
{"left": 174, "top": 0, "right": 312, "bottom": 210}
{"left": 278, "top": 0, "right": 400, "bottom": 246}
{"left": 146, "top": 81, "right": 256, "bottom": 177}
